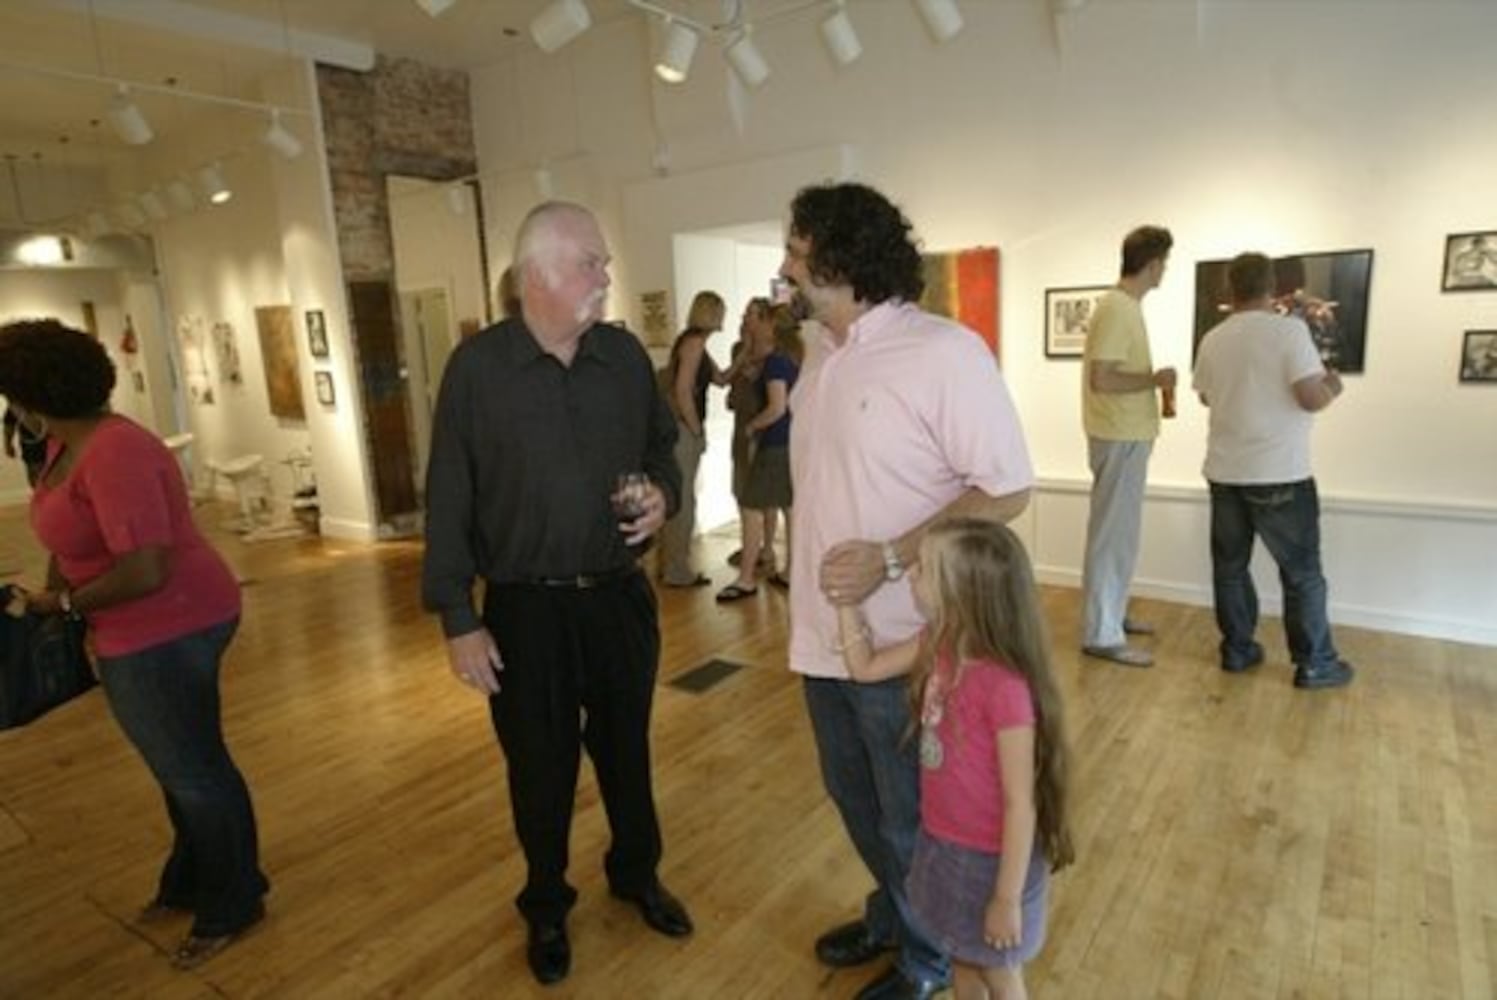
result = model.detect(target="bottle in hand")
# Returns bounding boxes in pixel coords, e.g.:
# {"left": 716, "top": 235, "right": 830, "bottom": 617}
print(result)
{"left": 1160, "top": 384, "right": 1176, "bottom": 418}
{"left": 612, "top": 472, "right": 648, "bottom": 524}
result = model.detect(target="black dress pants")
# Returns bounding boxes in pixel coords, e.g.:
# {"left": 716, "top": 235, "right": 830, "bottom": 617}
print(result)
{"left": 483, "top": 570, "right": 663, "bottom": 926}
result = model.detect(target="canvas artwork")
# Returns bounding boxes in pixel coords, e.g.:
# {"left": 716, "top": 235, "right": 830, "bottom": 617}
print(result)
{"left": 177, "top": 315, "right": 214, "bottom": 405}
{"left": 1460, "top": 330, "right": 1497, "bottom": 383}
{"left": 305, "top": 309, "right": 329, "bottom": 358}
{"left": 255, "top": 305, "right": 306, "bottom": 421}
{"left": 1044, "top": 285, "right": 1110, "bottom": 359}
{"left": 314, "top": 370, "right": 336, "bottom": 406}
{"left": 920, "top": 246, "right": 1000, "bottom": 357}
{"left": 1193, "top": 250, "right": 1374, "bottom": 373}
{"left": 211, "top": 322, "right": 242, "bottom": 384}
{"left": 639, "top": 290, "right": 670, "bottom": 347}
{"left": 1442, "top": 231, "right": 1497, "bottom": 291}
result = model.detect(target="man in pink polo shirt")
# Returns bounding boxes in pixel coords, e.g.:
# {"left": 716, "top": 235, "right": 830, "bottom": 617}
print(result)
{"left": 782, "top": 182, "right": 1034, "bottom": 1000}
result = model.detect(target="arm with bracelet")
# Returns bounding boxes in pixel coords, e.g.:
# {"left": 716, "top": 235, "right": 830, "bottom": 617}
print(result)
{"left": 834, "top": 605, "right": 921, "bottom": 682}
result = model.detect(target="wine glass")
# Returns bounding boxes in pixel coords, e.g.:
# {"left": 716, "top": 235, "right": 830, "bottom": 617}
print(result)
{"left": 612, "top": 472, "right": 649, "bottom": 524}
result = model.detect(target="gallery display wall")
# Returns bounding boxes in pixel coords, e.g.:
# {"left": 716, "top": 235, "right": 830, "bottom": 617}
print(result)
{"left": 470, "top": 0, "right": 1497, "bottom": 644}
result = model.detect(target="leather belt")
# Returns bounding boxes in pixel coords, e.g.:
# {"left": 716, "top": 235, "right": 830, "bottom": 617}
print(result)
{"left": 515, "top": 566, "right": 639, "bottom": 590}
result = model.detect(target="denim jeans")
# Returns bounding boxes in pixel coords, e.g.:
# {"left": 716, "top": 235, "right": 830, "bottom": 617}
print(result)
{"left": 804, "top": 676, "right": 948, "bottom": 987}
{"left": 1209, "top": 479, "right": 1341, "bottom": 670}
{"left": 99, "top": 618, "right": 268, "bottom": 937}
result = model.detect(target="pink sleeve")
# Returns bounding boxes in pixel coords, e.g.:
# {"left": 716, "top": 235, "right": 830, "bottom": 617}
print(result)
{"left": 984, "top": 666, "right": 1036, "bottom": 731}
{"left": 79, "top": 428, "right": 176, "bottom": 554}
{"left": 933, "top": 331, "right": 1035, "bottom": 499}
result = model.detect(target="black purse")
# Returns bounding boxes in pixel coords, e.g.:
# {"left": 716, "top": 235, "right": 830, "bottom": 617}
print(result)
{"left": 0, "top": 586, "right": 97, "bottom": 729}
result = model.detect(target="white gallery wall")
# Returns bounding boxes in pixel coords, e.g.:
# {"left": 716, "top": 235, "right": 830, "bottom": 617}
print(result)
{"left": 471, "top": 0, "right": 1497, "bottom": 644}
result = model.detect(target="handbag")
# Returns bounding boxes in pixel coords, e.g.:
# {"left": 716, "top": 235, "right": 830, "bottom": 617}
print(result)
{"left": 0, "top": 586, "right": 97, "bottom": 729}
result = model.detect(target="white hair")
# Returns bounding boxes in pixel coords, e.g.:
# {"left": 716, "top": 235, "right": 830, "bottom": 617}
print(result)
{"left": 513, "top": 200, "right": 594, "bottom": 291}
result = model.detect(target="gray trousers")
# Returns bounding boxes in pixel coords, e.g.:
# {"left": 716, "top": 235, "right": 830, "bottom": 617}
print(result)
{"left": 659, "top": 423, "right": 705, "bottom": 585}
{"left": 1081, "top": 437, "right": 1153, "bottom": 647}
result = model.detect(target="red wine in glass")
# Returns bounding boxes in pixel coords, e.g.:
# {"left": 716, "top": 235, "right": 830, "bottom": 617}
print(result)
{"left": 612, "top": 472, "right": 648, "bottom": 523}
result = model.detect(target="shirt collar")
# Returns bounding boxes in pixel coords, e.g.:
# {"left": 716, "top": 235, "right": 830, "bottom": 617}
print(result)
{"left": 845, "top": 299, "right": 912, "bottom": 348}
{"left": 510, "top": 319, "right": 612, "bottom": 368}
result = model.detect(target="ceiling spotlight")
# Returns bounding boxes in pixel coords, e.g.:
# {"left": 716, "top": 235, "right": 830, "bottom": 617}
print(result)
{"left": 655, "top": 18, "right": 699, "bottom": 84}
{"left": 106, "top": 85, "right": 154, "bottom": 146}
{"left": 138, "top": 189, "right": 170, "bottom": 222}
{"left": 17, "top": 235, "right": 65, "bottom": 267}
{"left": 262, "top": 111, "right": 304, "bottom": 159}
{"left": 414, "top": 0, "right": 459, "bottom": 15}
{"left": 530, "top": 0, "right": 592, "bottom": 54}
{"left": 198, "top": 163, "right": 233, "bottom": 205}
{"left": 724, "top": 30, "right": 769, "bottom": 90}
{"left": 820, "top": 2, "right": 862, "bottom": 67}
{"left": 913, "top": 0, "right": 964, "bottom": 43}
{"left": 166, "top": 176, "right": 197, "bottom": 213}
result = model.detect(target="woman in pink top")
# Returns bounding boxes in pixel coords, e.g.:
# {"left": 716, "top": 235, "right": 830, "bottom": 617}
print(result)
{"left": 836, "top": 519, "right": 1074, "bottom": 1000}
{"left": 0, "top": 319, "right": 266, "bottom": 970}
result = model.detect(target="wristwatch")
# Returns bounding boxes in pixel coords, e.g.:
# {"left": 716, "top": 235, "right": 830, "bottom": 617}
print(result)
{"left": 881, "top": 541, "right": 905, "bottom": 582}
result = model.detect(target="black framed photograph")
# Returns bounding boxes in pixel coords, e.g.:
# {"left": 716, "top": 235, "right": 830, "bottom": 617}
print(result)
{"left": 1442, "top": 231, "right": 1497, "bottom": 291}
{"left": 1193, "top": 249, "right": 1374, "bottom": 373}
{"left": 1460, "top": 330, "right": 1497, "bottom": 383}
{"left": 1044, "top": 285, "right": 1109, "bottom": 359}
{"left": 314, "top": 370, "right": 336, "bottom": 406}
{"left": 305, "top": 309, "right": 329, "bottom": 358}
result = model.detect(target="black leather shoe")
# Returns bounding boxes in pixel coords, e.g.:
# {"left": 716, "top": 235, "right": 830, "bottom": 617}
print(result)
{"left": 854, "top": 966, "right": 945, "bottom": 1000}
{"left": 1221, "top": 641, "right": 1265, "bottom": 673}
{"left": 526, "top": 921, "right": 570, "bottom": 985}
{"left": 1294, "top": 659, "right": 1354, "bottom": 690}
{"left": 614, "top": 882, "right": 693, "bottom": 937}
{"left": 814, "top": 920, "right": 896, "bottom": 968}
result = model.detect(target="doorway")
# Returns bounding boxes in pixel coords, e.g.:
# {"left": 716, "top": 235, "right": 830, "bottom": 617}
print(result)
{"left": 400, "top": 286, "right": 453, "bottom": 490}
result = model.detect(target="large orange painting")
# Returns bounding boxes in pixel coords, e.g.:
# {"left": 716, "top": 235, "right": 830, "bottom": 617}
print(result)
{"left": 920, "top": 247, "right": 1000, "bottom": 358}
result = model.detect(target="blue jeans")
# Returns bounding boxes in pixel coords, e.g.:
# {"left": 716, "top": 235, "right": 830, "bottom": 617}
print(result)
{"left": 99, "top": 619, "right": 268, "bottom": 937}
{"left": 804, "top": 677, "right": 948, "bottom": 987}
{"left": 1209, "top": 479, "right": 1341, "bottom": 670}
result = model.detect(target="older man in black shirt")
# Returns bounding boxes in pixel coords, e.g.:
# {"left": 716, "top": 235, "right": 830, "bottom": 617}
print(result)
{"left": 422, "top": 201, "right": 691, "bottom": 985}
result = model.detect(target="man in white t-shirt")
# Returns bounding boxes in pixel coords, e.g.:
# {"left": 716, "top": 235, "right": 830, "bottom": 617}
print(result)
{"left": 1192, "top": 252, "right": 1353, "bottom": 690}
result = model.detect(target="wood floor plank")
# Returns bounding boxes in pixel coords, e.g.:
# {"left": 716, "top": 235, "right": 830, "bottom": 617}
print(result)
{"left": 2, "top": 508, "right": 1495, "bottom": 998}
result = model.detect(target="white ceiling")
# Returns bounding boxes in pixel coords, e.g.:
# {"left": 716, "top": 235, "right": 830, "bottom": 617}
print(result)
{"left": 0, "top": 0, "right": 637, "bottom": 228}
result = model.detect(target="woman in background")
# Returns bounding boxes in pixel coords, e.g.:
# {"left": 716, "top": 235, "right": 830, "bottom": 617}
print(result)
{"left": 0, "top": 318, "right": 267, "bottom": 971}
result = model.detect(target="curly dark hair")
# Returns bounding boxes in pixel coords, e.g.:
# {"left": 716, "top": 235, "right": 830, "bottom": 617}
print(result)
{"left": 0, "top": 318, "right": 116, "bottom": 419}
{"left": 789, "top": 182, "right": 925, "bottom": 305}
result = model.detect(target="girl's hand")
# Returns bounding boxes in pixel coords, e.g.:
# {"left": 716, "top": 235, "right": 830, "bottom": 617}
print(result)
{"left": 983, "top": 896, "right": 1022, "bottom": 951}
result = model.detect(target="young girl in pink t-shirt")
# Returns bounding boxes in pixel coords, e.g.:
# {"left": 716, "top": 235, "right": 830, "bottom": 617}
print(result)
{"left": 837, "top": 519, "right": 1074, "bottom": 1000}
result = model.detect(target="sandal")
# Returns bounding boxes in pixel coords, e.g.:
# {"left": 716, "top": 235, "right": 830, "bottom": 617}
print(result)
{"left": 1082, "top": 644, "right": 1154, "bottom": 668}
{"left": 767, "top": 572, "right": 790, "bottom": 590}
{"left": 715, "top": 583, "right": 758, "bottom": 603}
{"left": 138, "top": 900, "right": 190, "bottom": 924}
{"left": 661, "top": 574, "right": 712, "bottom": 588}
{"left": 170, "top": 905, "right": 265, "bottom": 970}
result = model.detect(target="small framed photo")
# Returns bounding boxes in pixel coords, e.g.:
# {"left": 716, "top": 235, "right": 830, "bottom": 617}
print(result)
{"left": 1044, "top": 285, "right": 1109, "bottom": 359}
{"left": 1459, "top": 330, "right": 1497, "bottom": 383}
{"left": 305, "top": 309, "right": 330, "bottom": 358}
{"left": 1442, "top": 231, "right": 1497, "bottom": 291}
{"left": 314, "top": 370, "right": 336, "bottom": 406}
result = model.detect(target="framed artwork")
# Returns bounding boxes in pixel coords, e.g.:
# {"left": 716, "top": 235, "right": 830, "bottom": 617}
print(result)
{"left": 81, "top": 301, "right": 98, "bottom": 337}
{"left": 1044, "top": 285, "right": 1109, "bottom": 359}
{"left": 131, "top": 371, "right": 146, "bottom": 393}
{"left": 920, "top": 246, "right": 1001, "bottom": 357}
{"left": 211, "top": 321, "right": 242, "bottom": 384}
{"left": 314, "top": 370, "right": 336, "bottom": 406}
{"left": 1193, "top": 249, "right": 1374, "bottom": 373}
{"left": 1442, "top": 231, "right": 1497, "bottom": 291}
{"left": 1459, "top": 330, "right": 1497, "bottom": 383}
{"left": 255, "top": 305, "right": 306, "bottom": 420}
{"left": 639, "top": 290, "right": 670, "bottom": 347}
{"left": 305, "top": 309, "right": 330, "bottom": 358}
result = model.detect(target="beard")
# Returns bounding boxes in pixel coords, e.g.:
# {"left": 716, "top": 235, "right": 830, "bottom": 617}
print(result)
{"left": 574, "top": 286, "right": 607, "bottom": 326}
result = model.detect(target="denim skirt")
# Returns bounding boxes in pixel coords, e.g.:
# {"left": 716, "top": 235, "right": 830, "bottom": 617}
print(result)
{"left": 906, "top": 829, "right": 1049, "bottom": 968}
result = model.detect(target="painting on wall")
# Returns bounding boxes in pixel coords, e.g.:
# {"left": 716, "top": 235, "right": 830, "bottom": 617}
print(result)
{"left": 1442, "top": 231, "right": 1497, "bottom": 291}
{"left": 255, "top": 305, "right": 306, "bottom": 421}
{"left": 211, "top": 321, "right": 242, "bottom": 384}
{"left": 1193, "top": 249, "right": 1374, "bottom": 373}
{"left": 1460, "top": 330, "right": 1497, "bottom": 383}
{"left": 1044, "top": 285, "right": 1109, "bottom": 359}
{"left": 314, "top": 370, "right": 336, "bottom": 406}
{"left": 920, "top": 247, "right": 1000, "bottom": 357}
{"left": 81, "top": 301, "right": 98, "bottom": 338}
{"left": 305, "top": 309, "right": 330, "bottom": 358}
{"left": 176, "top": 314, "right": 214, "bottom": 406}
{"left": 639, "top": 290, "right": 670, "bottom": 347}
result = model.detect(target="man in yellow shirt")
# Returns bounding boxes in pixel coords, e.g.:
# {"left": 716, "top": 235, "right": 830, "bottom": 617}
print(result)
{"left": 1080, "top": 226, "right": 1176, "bottom": 667}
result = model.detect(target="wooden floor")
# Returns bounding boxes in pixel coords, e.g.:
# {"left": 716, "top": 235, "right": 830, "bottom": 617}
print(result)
{"left": 1, "top": 504, "right": 1495, "bottom": 999}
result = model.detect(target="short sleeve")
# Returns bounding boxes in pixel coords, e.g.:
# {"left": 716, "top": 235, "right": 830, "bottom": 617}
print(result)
{"left": 78, "top": 428, "right": 176, "bottom": 554}
{"left": 980, "top": 664, "right": 1036, "bottom": 732}
{"left": 763, "top": 353, "right": 796, "bottom": 384}
{"left": 932, "top": 331, "right": 1034, "bottom": 499}
{"left": 1088, "top": 295, "right": 1136, "bottom": 363}
{"left": 1283, "top": 318, "right": 1324, "bottom": 384}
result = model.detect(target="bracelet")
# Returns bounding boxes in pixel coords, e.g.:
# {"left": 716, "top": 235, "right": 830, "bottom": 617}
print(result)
{"left": 832, "top": 625, "right": 872, "bottom": 654}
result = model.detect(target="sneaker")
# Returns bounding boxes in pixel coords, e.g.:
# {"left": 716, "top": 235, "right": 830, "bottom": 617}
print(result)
{"left": 1293, "top": 660, "right": 1354, "bottom": 690}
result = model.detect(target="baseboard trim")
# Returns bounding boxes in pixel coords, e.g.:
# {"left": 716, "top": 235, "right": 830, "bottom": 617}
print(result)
{"left": 319, "top": 516, "right": 377, "bottom": 542}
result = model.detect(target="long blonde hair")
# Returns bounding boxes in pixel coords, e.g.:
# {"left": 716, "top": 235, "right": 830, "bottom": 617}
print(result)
{"left": 767, "top": 302, "right": 805, "bottom": 364}
{"left": 914, "top": 518, "right": 1074, "bottom": 871}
